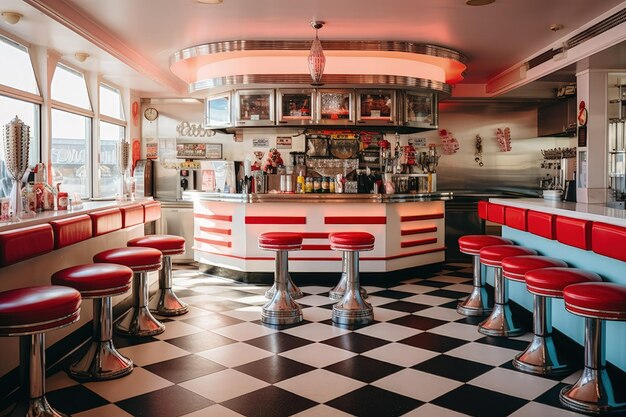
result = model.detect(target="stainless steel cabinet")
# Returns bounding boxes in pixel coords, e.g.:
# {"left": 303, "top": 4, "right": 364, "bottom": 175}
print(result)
{"left": 156, "top": 201, "right": 195, "bottom": 263}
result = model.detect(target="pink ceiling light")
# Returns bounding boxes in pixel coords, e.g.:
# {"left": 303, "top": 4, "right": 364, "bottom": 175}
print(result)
{"left": 308, "top": 21, "right": 325, "bottom": 86}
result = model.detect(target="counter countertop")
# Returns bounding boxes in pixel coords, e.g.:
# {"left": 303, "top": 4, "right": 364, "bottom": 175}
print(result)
{"left": 490, "top": 198, "right": 626, "bottom": 227}
{"left": 0, "top": 199, "right": 152, "bottom": 232}
{"left": 183, "top": 191, "right": 453, "bottom": 203}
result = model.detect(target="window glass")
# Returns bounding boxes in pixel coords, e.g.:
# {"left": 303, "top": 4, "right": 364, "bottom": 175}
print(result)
{"left": 51, "top": 64, "right": 91, "bottom": 110}
{"left": 97, "top": 121, "right": 124, "bottom": 198}
{"left": 51, "top": 109, "right": 91, "bottom": 198}
{"left": 100, "top": 84, "right": 124, "bottom": 120}
{"left": 0, "top": 35, "right": 39, "bottom": 95}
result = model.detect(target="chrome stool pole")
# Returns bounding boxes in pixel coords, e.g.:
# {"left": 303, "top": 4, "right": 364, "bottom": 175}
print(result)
{"left": 478, "top": 266, "right": 524, "bottom": 337}
{"left": 332, "top": 248, "right": 373, "bottom": 326}
{"left": 457, "top": 254, "right": 490, "bottom": 316}
{"left": 116, "top": 270, "right": 165, "bottom": 336}
{"left": 150, "top": 255, "right": 189, "bottom": 316}
{"left": 262, "top": 249, "right": 303, "bottom": 325}
{"left": 329, "top": 251, "right": 367, "bottom": 300}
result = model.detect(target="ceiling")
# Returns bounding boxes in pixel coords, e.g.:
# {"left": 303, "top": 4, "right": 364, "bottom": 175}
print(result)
{"left": 1, "top": 0, "right": 625, "bottom": 98}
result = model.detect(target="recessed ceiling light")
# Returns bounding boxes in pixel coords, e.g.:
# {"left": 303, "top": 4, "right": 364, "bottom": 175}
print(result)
{"left": 195, "top": 0, "right": 223, "bottom": 4}
{"left": 550, "top": 23, "right": 564, "bottom": 32}
{"left": 466, "top": 0, "right": 495, "bottom": 5}
{"left": 1, "top": 11, "right": 23, "bottom": 24}
{"left": 74, "top": 52, "right": 89, "bottom": 62}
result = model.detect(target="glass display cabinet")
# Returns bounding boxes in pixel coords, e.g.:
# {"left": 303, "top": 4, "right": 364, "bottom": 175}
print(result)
{"left": 205, "top": 92, "right": 232, "bottom": 128}
{"left": 356, "top": 90, "right": 396, "bottom": 125}
{"left": 234, "top": 89, "right": 275, "bottom": 126}
{"left": 316, "top": 90, "right": 354, "bottom": 125}
{"left": 402, "top": 91, "right": 438, "bottom": 128}
{"left": 276, "top": 89, "right": 315, "bottom": 125}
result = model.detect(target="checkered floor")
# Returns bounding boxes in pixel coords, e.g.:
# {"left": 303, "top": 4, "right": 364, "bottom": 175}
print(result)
{"left": 42, "top": 263, "right": 626, "bottom": 417}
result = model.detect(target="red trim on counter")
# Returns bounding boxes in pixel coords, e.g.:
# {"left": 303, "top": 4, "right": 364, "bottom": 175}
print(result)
{"left": 505, "top": 206, "right": 528, "bottom": 231}
{"left": 556, "top": 216, "right": 592, "bottom": 250}
{"left": 301, "top": 232, "right": 330, "bottom": 239}
{"left": 245, "top": 216, "right": 306, "bottom": 224}
{"left": 301, "top": 244, "right": 332, "bottom": 251}
{"left": 194, "top": 213, "right": 232, "bottom": 222}
{"left": 527, "top": 210, "right": 557, "bottom": 240}
{"left": 591, "top": 222, "right": 626, "bottom": 262}
{"left": 400, "top": 213, "right": 444, "bottom": 222}
{"left": 195, "top": 237, "right": 232, "bottom": 248}
{"left": 401, "top": 238, "right": 437, "bottom": 248}
{"left": 401, "top": 226, "right": 437, "bottom": 236}
{"left": 487, "top": 203, "right": 505, "bottom": 224}
{"left": 478, "top": 201, "right": 489, "bottom": 220}
{"left": 325, "top": 216, "right": 386, "bottom": 224}
{"left": 200, "top": 226, "right": 231, "bottom": 235}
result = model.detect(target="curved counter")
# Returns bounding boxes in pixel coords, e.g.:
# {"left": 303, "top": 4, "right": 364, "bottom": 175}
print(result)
{"left": 185, "top": 191, "right": 451, "bottom": 273}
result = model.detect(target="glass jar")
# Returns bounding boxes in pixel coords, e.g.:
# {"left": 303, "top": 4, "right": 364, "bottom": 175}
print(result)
{"left": 313, "top": 177, "right": 322, "bottom": 193}
{"left": 305, "top": 177, "right": 313, "bottom": 193}
{"left": 321, "top": 177, "right": 329, "bottom": 193}
{"left": 329, "top": 178, "right": 335, "bottom": 193}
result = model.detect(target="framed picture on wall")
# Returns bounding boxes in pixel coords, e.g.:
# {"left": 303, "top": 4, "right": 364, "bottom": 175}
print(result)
{"left": 205, "top": 143, "right": 223, "bottom": 159}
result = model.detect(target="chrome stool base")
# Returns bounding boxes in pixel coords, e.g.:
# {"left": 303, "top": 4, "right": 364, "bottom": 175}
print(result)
{"left": 150, "top": 288, "right": 189, "bottom": 316}
{"left": 10, "top": 397, "right": 68, "bottom": 417}
{"left": 69, "top": 340, "right": 133, "bottom": 381}
{"left": 329, "top": 253, "right": 368, "bottom": 300}
{"left": 513, "top": 335, "right": 570, "bottom": 375}
{"left": 477, "top": 303, "right": 525, "bottom": 337}
{"left": 116, "top": 306, "right": 165, "bottom": 337}
{"left": 560, "top": 368, "right": 626, "bottom": 415}
{"left": 332, "top": 251, "right": 373, "bottom": 326}
{"left": 457, "top": 255, "right": 491, "bottom": 316}
{"left": 265, "top": 272, "right": 303, "bottom": 300}
{"left": 262, "top": 250, "right": 303, "bottom": 326}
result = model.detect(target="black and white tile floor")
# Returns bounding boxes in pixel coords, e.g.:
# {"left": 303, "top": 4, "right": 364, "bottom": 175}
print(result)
{"left": 43, "top": 263, "right": 626, "bottom": 417}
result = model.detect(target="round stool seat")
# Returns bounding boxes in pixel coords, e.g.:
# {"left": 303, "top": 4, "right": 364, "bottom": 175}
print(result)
{"left": 526, "top": 268, "right": 602, "bottom": 298}
{"left": 52, "top": 264, "right": 133, "bottom": 298}
{"left": 329, "top": 232, "right": 375, "bottom": 251}
{"left": 128, "top": 235, "right": 185, "bottom": 255}
{"left": 258, "top": 232, "right": 303, "bottom": 251}
{"left": 502, "top": 256, "right": 567, "bottom": 282}
{"left": 479, "top": 245, "right": 537, "bottom": 267}
{"left": 94, "top": 247, "right": 162, "bottom": 272}
{"left": 0, "top": 286, "right": 81, "bottom": 336}
{"left": 458, "top": 235, "right": 512, "bottom": 255}
{"left": 564, "top": 282, "right": 626, "bottom": 320}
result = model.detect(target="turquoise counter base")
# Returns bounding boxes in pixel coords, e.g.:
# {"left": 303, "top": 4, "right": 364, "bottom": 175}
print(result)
{"left": 486, "top": 226, "right": 626, "bottom": 372}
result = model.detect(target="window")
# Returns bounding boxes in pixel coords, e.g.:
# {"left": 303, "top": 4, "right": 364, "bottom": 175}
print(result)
{"left": 0, "top": 35, "right": 39, "bottom": 95}
{"left": 99, "top": 84, "right": 125, "bottom": 120}
{"left": 97, "top": 122, "right": 125, "bottom": 198}
{"left": 51, "top": 64, "right": 92, "bottom": 110}
{"left": 51, "top": 109, "right": 91, "bottom": 198}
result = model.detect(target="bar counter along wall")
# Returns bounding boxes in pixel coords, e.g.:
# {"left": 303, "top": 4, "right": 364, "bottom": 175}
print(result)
{"left": 187, "top": 192, "right": 450, "bottom": 275}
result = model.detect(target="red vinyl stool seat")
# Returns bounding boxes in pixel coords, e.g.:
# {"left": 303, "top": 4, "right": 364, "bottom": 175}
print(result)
{"left": 0, "top": 286, "right": 81, "bottom": 417}
{"left": 477, "top": 245, "right": 537, "bottom": 337}
{"left": 456, "top": 235, "right": 513, "bottom": 316}
{"left": 128, "top": 235, "right": 188, "bottom": 316}
{"left": 513, "top": 267, "right": 600, "bottom": 377}
{"left": 501, "top": 256, "right": 567, "bottom": 282}
{"left": 94, "top": 247, "right": 164, "bottom": 337}
{"left": 52, "top": 264, "right": 134, "bottom": 381}
{"left": 259, "top": 232, "right": 303, "bottom": 325}
{"left": 329, "top": 232, "right": 375, "bottom": 326}
{"left": 560, "top": 282, "right": 626, "bottom": 415}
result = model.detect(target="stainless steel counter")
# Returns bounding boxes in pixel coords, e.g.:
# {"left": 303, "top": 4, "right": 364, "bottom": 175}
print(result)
{"left": 183, "top": 191, "right": 453, "bottom": 203}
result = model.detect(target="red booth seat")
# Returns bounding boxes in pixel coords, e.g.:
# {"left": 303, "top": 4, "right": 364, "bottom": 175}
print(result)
{"left": 143, "top": 201, "right": 161, "bottom": 223}
{"left": 487, "top": 203, "right": 505, "bottom": 225}
{"left": 505, "top": 207, "right": 527, "bottom": 231}
{"left": 0, "top": 224, "right": 55, "bottom": 267}
{"left": 49, "top": 215, "right": 93, "bottom": 249}
{"left": 527, "top": 210, "right": 557, "bottom": 240}
{"left": 89, "top": 208, "right": 122, "bottom": 237}
{"left": 591, "top": 222, "right": 626, "bottom": 262}
{"left": 120, "top": 204, "right": 144, "bottom": 228}
{"left": 555, "top": 216, "right": 592, "bottom": 250}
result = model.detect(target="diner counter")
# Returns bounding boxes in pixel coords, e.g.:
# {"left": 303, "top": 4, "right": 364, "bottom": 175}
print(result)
{"left": 490, "top": 198, "right": 626, "bottom": 227}
{"left": 188, "top": 191, "right": 447, "bottom": 274}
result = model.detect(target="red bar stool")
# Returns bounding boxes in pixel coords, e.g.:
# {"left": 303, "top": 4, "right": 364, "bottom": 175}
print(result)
{"left": 94, "top": 247, "right": 164, "bottom": 337}
{"left": 259, "top": 232, "right": 304, "bottom": 325}
{"left": 515, "top": 266, "right": 601, "bottom": 376}
{"left": 329, "top": 232, "right": 375, "bottom": 326}
{"left": 559, "top": 282, "right": 626, "bottom": 415}
{"left": 52, "top": 263, "right": 134, "bottom": 381}
{"left": 128, "top": 235, "right": 189, "bottom": 316}
{"left": 477, "top": 245, "right": 537, "bottom": 337}
{"left": 0, "top": 286, "right": 81, "bottom": 417}
{"left": 456, "top": 235, "right": 512, "bottom": 316}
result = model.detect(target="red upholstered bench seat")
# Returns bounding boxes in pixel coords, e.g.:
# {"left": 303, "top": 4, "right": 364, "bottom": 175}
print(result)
{"left": 501, "top": 255, "right": 567, "bottom": 282}
{"left": 128, "top": 235, "right": 185, "bottom": 255}
{"left": 563, "top": 282, "right": 626, "bottom": 320}
{"left": 52, "top": 264, "right": 133, "bottom": 297}
{"left": 458, "top": 235, "right": 512, "bottom": 255}
{"left": 329, "top": 232, "right": 375, "bottom": 251}
{"left": 49, "top": 215, "right": 92, "bottom": 249}
{"left": 0, "top": 286, "right": 81, "bottom": 335}
{"left": 0, "top": 224, "right": 54, "bottom": 267}
{"left": 258, "top": 232, "right": 303, "bottom": 251}
{"left": 525, "top": 267, "right": 602, "bottom": 298}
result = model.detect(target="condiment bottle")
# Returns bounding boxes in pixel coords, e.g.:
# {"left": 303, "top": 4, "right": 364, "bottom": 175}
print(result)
{"left": 296, "top": 171, "right": 305, "bottom": 194}
{"left": 305, "top": 177, "right": 313, "bottom": 193}
{"left": 313, "top": 177, "right": 321, "bottom": 193}
{"left": 321, "top": 177, "right": 329, "bottom": 193}
{"left": 329, "top": 178, "right": 335, "bottom": 193}
{"left": 57, "top": 192, "right": 69, "bottom": 210}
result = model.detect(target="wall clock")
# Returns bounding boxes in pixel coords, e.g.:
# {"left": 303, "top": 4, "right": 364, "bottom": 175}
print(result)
{"left": 144, "top": 107, "right": 159, "bottom": 121}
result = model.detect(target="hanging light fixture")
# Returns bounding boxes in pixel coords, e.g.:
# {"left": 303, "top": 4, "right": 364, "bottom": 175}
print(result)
{"left": 308, "top": 21, "right": 325, "bottom": 86}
